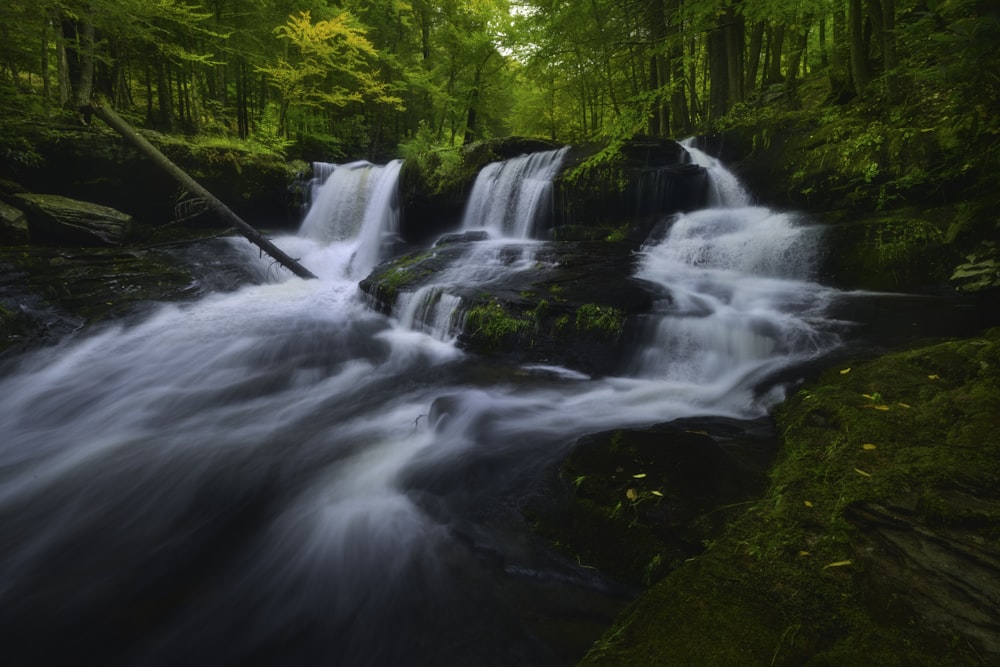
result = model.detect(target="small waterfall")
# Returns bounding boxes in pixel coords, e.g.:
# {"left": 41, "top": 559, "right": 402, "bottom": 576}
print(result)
{"left": 298, "top": 159, "right": 402, "bottom": 278}
{"left": 388, "top": 147, "right": 567, "bottom": 338}
{"left": 391, "top": 241, "right": 543, "bottom": 340}
{"left": 631, "top": 145, "right": 836, "bottom": 390}
{"left": 680, "top": 138, "right": 750, "bottom": 208}
{"left": 461, "top": 147, "right": 570, "bottom": 238}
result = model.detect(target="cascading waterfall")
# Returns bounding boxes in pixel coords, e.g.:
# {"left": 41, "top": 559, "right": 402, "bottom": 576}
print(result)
{"left": 680, "top": 138, "right": 750, "bottom": 207}
{"left": 461, "top": 146, "right": 570, "bottom": 238}
{"left": 298, "top": 159, "right": 402, "bottom": 278}
{"left": 628, "top": 143, "right": 837, "bottom": 395}
{"left": 0, "top": 145, "right": 848, "bottom": 666}
{"left": 387, "top": 148, "right": 569, "bottom": 339}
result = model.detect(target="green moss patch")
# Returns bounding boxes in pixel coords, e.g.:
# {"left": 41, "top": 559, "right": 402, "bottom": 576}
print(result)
{"left": 582, "top": 329, "right": 1000, "bottom": 665}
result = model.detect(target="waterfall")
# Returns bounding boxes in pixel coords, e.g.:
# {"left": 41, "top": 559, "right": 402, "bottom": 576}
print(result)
{"left": 680, "top": 138, "right": 750, "bottom": 207}
{"left": 385, "top": 147, "right": 568, "bottom": 337}
{"left": 460, "top": 146, "right": 570, "bottom": 238}
{"left": 297, "top": 159, "right": 402, "bottom": 278}
{"left": 628, "top": 143, "right": 836, "bottom": 392}
{"left": 0, "top": 144, "right": 852, "bottom": 666}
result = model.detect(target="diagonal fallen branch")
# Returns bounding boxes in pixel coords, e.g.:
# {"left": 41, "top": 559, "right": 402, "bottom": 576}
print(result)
{"left": 89, "top": 100, "right": 317, "bottom": 280}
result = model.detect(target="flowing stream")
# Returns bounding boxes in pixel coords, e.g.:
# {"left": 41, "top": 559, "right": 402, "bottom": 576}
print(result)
{"left": 1, "top": 148, "right": 849, "bottom": 665}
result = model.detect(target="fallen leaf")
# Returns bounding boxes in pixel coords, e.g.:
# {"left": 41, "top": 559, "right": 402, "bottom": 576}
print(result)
{"left": 897, "top": 402, "right": 912, "bottom": 409}
{"left": 840, "top": 367, "right": 852, "bottom": 375}
{"left": 873, "top": 405, "right": 890, "bottom": 411}
{"left": 823, "top": 559, "right": 853, "bottom": 569}
{"left": 626, "top": 488, "right": 639, "bottom": 501}
{"left": 862, "top": 443, "right": 877, "bottom": 450}
{"left": 632, "top": 473, "right": 647, "bottom": 479}
{"left": 928, "top": 374, "right": 940, "bottom": 380}
{"left": 854, "top": 468, "right": 872, "bottom": 477}
{"left": 651, "top": 490, "right": 664, "bottom": 497}
{"left": 861, "top": 393, "right": 875, "bottom": 400}
{"left": 798, "top": 550, "right": 810, "bottom": 557}
{"left": 804, "top": 500, "right": 814, "bottom": 507}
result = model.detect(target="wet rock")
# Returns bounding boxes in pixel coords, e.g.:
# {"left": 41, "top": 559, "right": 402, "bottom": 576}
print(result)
{"left": 14, "top": 193, "right": 132, "bottom": 246}
{"left": 845, "top": 500, "right": 1000, "bottom": 656}
{"left": 435, "top": 230, "right": 490, "bottom": 246}
{"left": 527, "top": 417, "right": 779, "bottom": 585}
{"left": 0, "top": 201, "right": 28, "bottom": 243}
{"left": 359, "top": 239, "right": 657, "bottom": 376}
{"left": 581, "top": 328, "right": 1000, "bottom": 665}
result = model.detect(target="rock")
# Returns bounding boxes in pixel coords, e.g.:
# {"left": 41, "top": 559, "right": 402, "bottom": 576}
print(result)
{"left": 0, "top": 201, "right": 28, "bottom": 243}
{"left": 14, "top": 193, "right": 132, "bottom": 246}
{"left": 435, "top": 230, "right": 490, "bottom": 246}
{"left": 359, "top": 239, "right": 657, "bottom": 376}
{"left": 528, "top": 417, "right": 779, "bottom": 585}
{"left": 580, "top": 328, "right": 1000, "bottom": 665}
{"left": 845, "top": 500, "right": 1000, "bottom": 656}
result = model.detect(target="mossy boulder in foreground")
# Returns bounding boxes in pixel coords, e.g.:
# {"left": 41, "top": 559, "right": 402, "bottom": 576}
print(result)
{"left": 580, "top": 329, "right": 1000, "bottom": 665}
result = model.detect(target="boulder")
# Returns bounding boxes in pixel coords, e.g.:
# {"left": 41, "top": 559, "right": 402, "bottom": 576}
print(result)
{"left": 14, "top": 193, "right": 132, "bottom": 246}
{"left": 0, "top": 201, "right": 28, "bottom": 243}
{"left": 359, "top": 238, "right": 657, "bottom": 376}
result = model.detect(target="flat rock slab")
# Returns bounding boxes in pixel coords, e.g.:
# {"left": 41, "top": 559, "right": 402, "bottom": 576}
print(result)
{"left": 0, "top": 201, "right": 29, "bottom": 243}
{"left": 14, "top": 193, "right": 132, "bottom": 246}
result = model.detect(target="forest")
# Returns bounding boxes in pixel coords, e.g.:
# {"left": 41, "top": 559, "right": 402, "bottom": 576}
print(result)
{"left": 2, "top": 1, "right": 1000, "bottom": 666}
{"left": 2, "top": 0, "right": 996, "bottom": 168}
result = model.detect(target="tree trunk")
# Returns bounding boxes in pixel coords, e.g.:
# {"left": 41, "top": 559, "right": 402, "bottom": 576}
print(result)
{"left": 765, "top": 23, "right": 785, "bottom": 84}
{"left": 90, "top": 101, "right": 317, "bottom": 280}
{"left": 667, "top": 0, "right": 689, "bottom": 136}
{"left": 646, "top": 0, "right": 668, "bottom": 136}
{"left": 882, "top": 0, "right": 898, "bottom": 98}
{"left": 830, "top": 0, "right": 854, "bottom": 101}
{"left": 74, "top": 19, "right": 95, "bottom": 110}
{"left": 848, "top": 0, "right": 872, "bottom": 95}
{"left": 724, "top": 8, "right": 745, "bottom": 106}
{"left": 708, "top": 26, "right": 730, "bottom": 121}
{"left": 745, "top": 20, "right": 765, "bottom": 95}
{"left": 463, "top": 64, "right": 482, "bottom": 145}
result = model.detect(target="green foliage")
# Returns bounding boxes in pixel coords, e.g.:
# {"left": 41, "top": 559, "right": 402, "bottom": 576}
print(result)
{"left": 574, "top": 303, "right": 625, "bottom": 339}
{"left": 464, "top": 297, "right": 531, "bottom": 349}
{"left": 583, "top": 330, "right": 1000, "bottom": 665}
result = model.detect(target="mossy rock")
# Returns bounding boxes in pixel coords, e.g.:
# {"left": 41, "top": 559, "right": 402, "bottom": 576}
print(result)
{"left": 582, "top": 329, "right": 1000, "bottom": 665}
{"left": 528, "top": 418, "right": 778, "bottom": 587}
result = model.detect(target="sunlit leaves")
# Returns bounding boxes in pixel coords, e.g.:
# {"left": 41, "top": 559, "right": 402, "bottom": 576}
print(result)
{"left": 258, "top": 10, "right": 402, "bottom": 125}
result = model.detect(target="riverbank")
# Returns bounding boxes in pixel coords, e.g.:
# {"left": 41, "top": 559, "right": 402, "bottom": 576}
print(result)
{"left": 578, "top": 327, "right": 1000, "bottom": 665}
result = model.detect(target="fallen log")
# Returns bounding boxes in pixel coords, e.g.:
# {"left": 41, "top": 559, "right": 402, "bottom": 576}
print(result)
{"left": 89, "top": 100, "right": 317, "bottom": 280}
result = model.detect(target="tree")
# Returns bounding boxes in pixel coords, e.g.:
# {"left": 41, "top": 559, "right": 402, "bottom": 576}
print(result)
{"left": 257, "top": 10, "right": 401, "bottom": 136}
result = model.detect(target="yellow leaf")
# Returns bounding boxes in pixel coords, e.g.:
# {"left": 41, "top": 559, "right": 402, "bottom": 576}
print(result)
{"left": 651, "top": 490, "right": 664, "bottom": 497}
{"left": 632, "top": 473, "right": 647, "bottom": 479}
{"left": 898, "top": 402, "right": 912, "bottom": 409}
{"left": 840, "top": 367, "right": 852, "bottom": 375}
{"left": 798, "top": 550, "right": 811, "bottom": 557}
{"left": 861, "top": 393, "right": 875, "bottom": 400}
{"left": 804, "top": 500, "right": 814, "bottom": 507}
{"left": 854, "top": 468, "right": 872, "bottom": 477}
{"left": 823, "top": 559, "right": 853, "bottom": 569}
{"left": 862, "top": 443, "right": 877, "bottom": 450}
{"left": 626, "top": 488, "right": 639, "bottom": 501}
{"left": 928, "top": 374, "right": 940, "bottom": 380}
{"left": 873, "top": 405, "right": 890, "bottom": 411}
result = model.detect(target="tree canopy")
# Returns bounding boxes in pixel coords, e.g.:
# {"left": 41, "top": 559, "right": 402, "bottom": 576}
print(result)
{"left": 0, "top": 0, "right": 996, "bottom": 162}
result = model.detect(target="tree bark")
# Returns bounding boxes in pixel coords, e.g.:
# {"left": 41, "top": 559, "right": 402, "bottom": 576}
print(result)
{"left": 90, "top": 101, "right": 317, "bottom": 280}
{"left": 849, "top": 0, "right": 872, "bottom": 95}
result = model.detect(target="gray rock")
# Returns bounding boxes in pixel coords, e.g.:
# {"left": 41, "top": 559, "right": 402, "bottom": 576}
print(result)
{"left": 0, "top": 201, "right": 29, "bottom": 243}
{"left": 14, "top": 193, "right": 132, "bottom": 246}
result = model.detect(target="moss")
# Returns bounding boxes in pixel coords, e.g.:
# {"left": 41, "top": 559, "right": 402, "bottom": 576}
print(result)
{"left": 574, "top": 303, "right": 625, "bottom": 339}
{"left": 583, "top": 329, "right": 1000, "bottom": 666}
{"left": 464, "top": 297, "right": 531, "bottom": 351}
